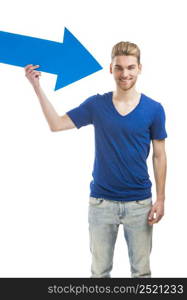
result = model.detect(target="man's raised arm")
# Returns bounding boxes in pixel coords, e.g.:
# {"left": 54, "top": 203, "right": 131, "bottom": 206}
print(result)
{"left": 24, "top": 64, "right": 75, "bottom": 131}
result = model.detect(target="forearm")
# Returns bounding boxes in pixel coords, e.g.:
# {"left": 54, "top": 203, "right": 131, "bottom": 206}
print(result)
{"left": 34, "top": 85, "right": 62, "bottom": 131}
{"left": 152, "top": 153, "right": 167, "bottom": 201}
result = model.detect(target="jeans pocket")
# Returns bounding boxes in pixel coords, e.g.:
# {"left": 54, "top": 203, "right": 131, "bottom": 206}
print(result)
{"left": 135, "top": 197, "right": 152, "bottom": 205}
{"left": 89, "top": 197, "right": 104, "bottom": 206}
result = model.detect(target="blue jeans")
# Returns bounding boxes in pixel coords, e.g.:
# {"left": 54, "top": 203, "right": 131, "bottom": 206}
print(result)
{"left": 88, "top": 196, "right": 153, "bottom": 278}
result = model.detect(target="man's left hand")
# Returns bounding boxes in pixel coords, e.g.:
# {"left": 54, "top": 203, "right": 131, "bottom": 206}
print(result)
{"left": 148, "top": 200, "right": 164, "bottom": 225}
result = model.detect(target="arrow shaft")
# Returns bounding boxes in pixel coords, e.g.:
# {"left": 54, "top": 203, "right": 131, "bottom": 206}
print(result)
{"left": 0, "top": 31, "right": 65, "bottom": 74}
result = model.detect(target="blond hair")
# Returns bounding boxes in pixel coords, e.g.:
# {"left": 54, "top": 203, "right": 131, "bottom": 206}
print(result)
{"left": 111, "top": 41, "right": 141, "bottom": 64}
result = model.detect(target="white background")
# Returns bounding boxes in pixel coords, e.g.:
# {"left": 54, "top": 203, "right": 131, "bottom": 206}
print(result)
{"left": 0, "top": 0, "right": 186, "bottom": 277}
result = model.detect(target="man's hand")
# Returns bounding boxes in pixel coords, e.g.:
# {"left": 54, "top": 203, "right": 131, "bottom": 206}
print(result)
{"left": 148, "top": 200, "right": 164, "bottom": 225}
{"left": 25, "top": 64, "right": 41, "bottom": 90}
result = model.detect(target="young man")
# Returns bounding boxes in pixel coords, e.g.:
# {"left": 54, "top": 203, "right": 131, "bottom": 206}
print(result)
{"left": 25, "top": 41, "right": 167, "bottom": 278}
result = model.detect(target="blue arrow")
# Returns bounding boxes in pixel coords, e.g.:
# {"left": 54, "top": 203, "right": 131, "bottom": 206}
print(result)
{"left": 0, "top": 27, "right": 103, "bottom": 90}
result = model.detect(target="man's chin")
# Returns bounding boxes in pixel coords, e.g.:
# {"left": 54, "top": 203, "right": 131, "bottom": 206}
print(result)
{"left": 118, "top": 84, "right": 133, "bottom": 91}
{"left": 117, "top": 81, "right": 136, "bottom": 91}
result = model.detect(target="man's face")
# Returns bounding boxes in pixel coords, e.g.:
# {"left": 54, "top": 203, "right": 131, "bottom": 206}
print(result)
{"left": 110, "top": 55, "right": 142, "bottom": 91}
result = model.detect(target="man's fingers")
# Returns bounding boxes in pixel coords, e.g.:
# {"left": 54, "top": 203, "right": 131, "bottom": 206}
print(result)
{"left": 24, "top": 64, "right": 40, "bottom": 72}
{"left": 148, "top": 209, "right": 155, "bottom": 221}
{"left": 148, "top": 213, "right": 163, "bottom": 225}
{"left": 155, "top": 214, "right": 163, "bottom": 223}
{"left": 148, "top": 207, "right": 156, "bottom": 224}
{"left": 148, "top": 219, "right": 156, "bottom": 225}
{"left": 29, "top": 70, "right": 41, "bottom": 77}
{"left": 24, "top": 64, "right": 33, "bottom": 71}
{"left": 28, "top": 65, "right": 40, "bottom": 72}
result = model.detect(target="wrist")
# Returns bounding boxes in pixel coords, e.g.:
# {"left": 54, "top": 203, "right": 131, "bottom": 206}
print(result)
{"left": 156, "top": 195, "right": 165, "bottom": 202}
{"left": 33, "top": 84, "right": 41, "bottom": 94}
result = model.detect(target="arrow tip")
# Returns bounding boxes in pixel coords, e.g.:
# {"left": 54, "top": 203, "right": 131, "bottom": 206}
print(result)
{"left": 54, "top": 27, "right": 103, "bottom": 90}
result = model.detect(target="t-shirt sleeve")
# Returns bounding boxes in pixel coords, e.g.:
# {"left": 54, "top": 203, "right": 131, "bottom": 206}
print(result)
{"left": 150, "top": 103, "right": 168, "bottom": 140}
{"left": 66, "top": 95, "right": 96, "bottom": 129}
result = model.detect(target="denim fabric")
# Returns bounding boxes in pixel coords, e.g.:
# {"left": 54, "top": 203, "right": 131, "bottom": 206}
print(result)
{"left": 88, "top": 197, "right": 153, "bottom": 278}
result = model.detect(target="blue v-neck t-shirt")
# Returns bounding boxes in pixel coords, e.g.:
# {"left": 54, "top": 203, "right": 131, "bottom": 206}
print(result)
{"left": 66, "top": 91, "right": 167, "bottom": 201}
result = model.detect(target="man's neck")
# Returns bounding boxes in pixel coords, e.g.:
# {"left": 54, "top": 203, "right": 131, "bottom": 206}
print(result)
{"left": 113, "top": 87, "right": 140, "bottom": 104}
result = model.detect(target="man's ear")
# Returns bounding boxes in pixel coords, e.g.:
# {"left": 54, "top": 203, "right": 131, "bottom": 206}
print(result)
{"left": 110, "top": 63, "right": 113, "bottom": 74}
{"left": 138, "top": 64, "right": 142, "bottom": 74}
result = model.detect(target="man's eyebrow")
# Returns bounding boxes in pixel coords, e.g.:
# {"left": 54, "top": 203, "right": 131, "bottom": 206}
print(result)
{"left": 114, "top": 64, "right": 136, "bottom": 67}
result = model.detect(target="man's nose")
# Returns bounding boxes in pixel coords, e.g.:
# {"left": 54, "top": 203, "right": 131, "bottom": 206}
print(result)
{"left": 121, "top": 69, "right": 128, "bottom": 77}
